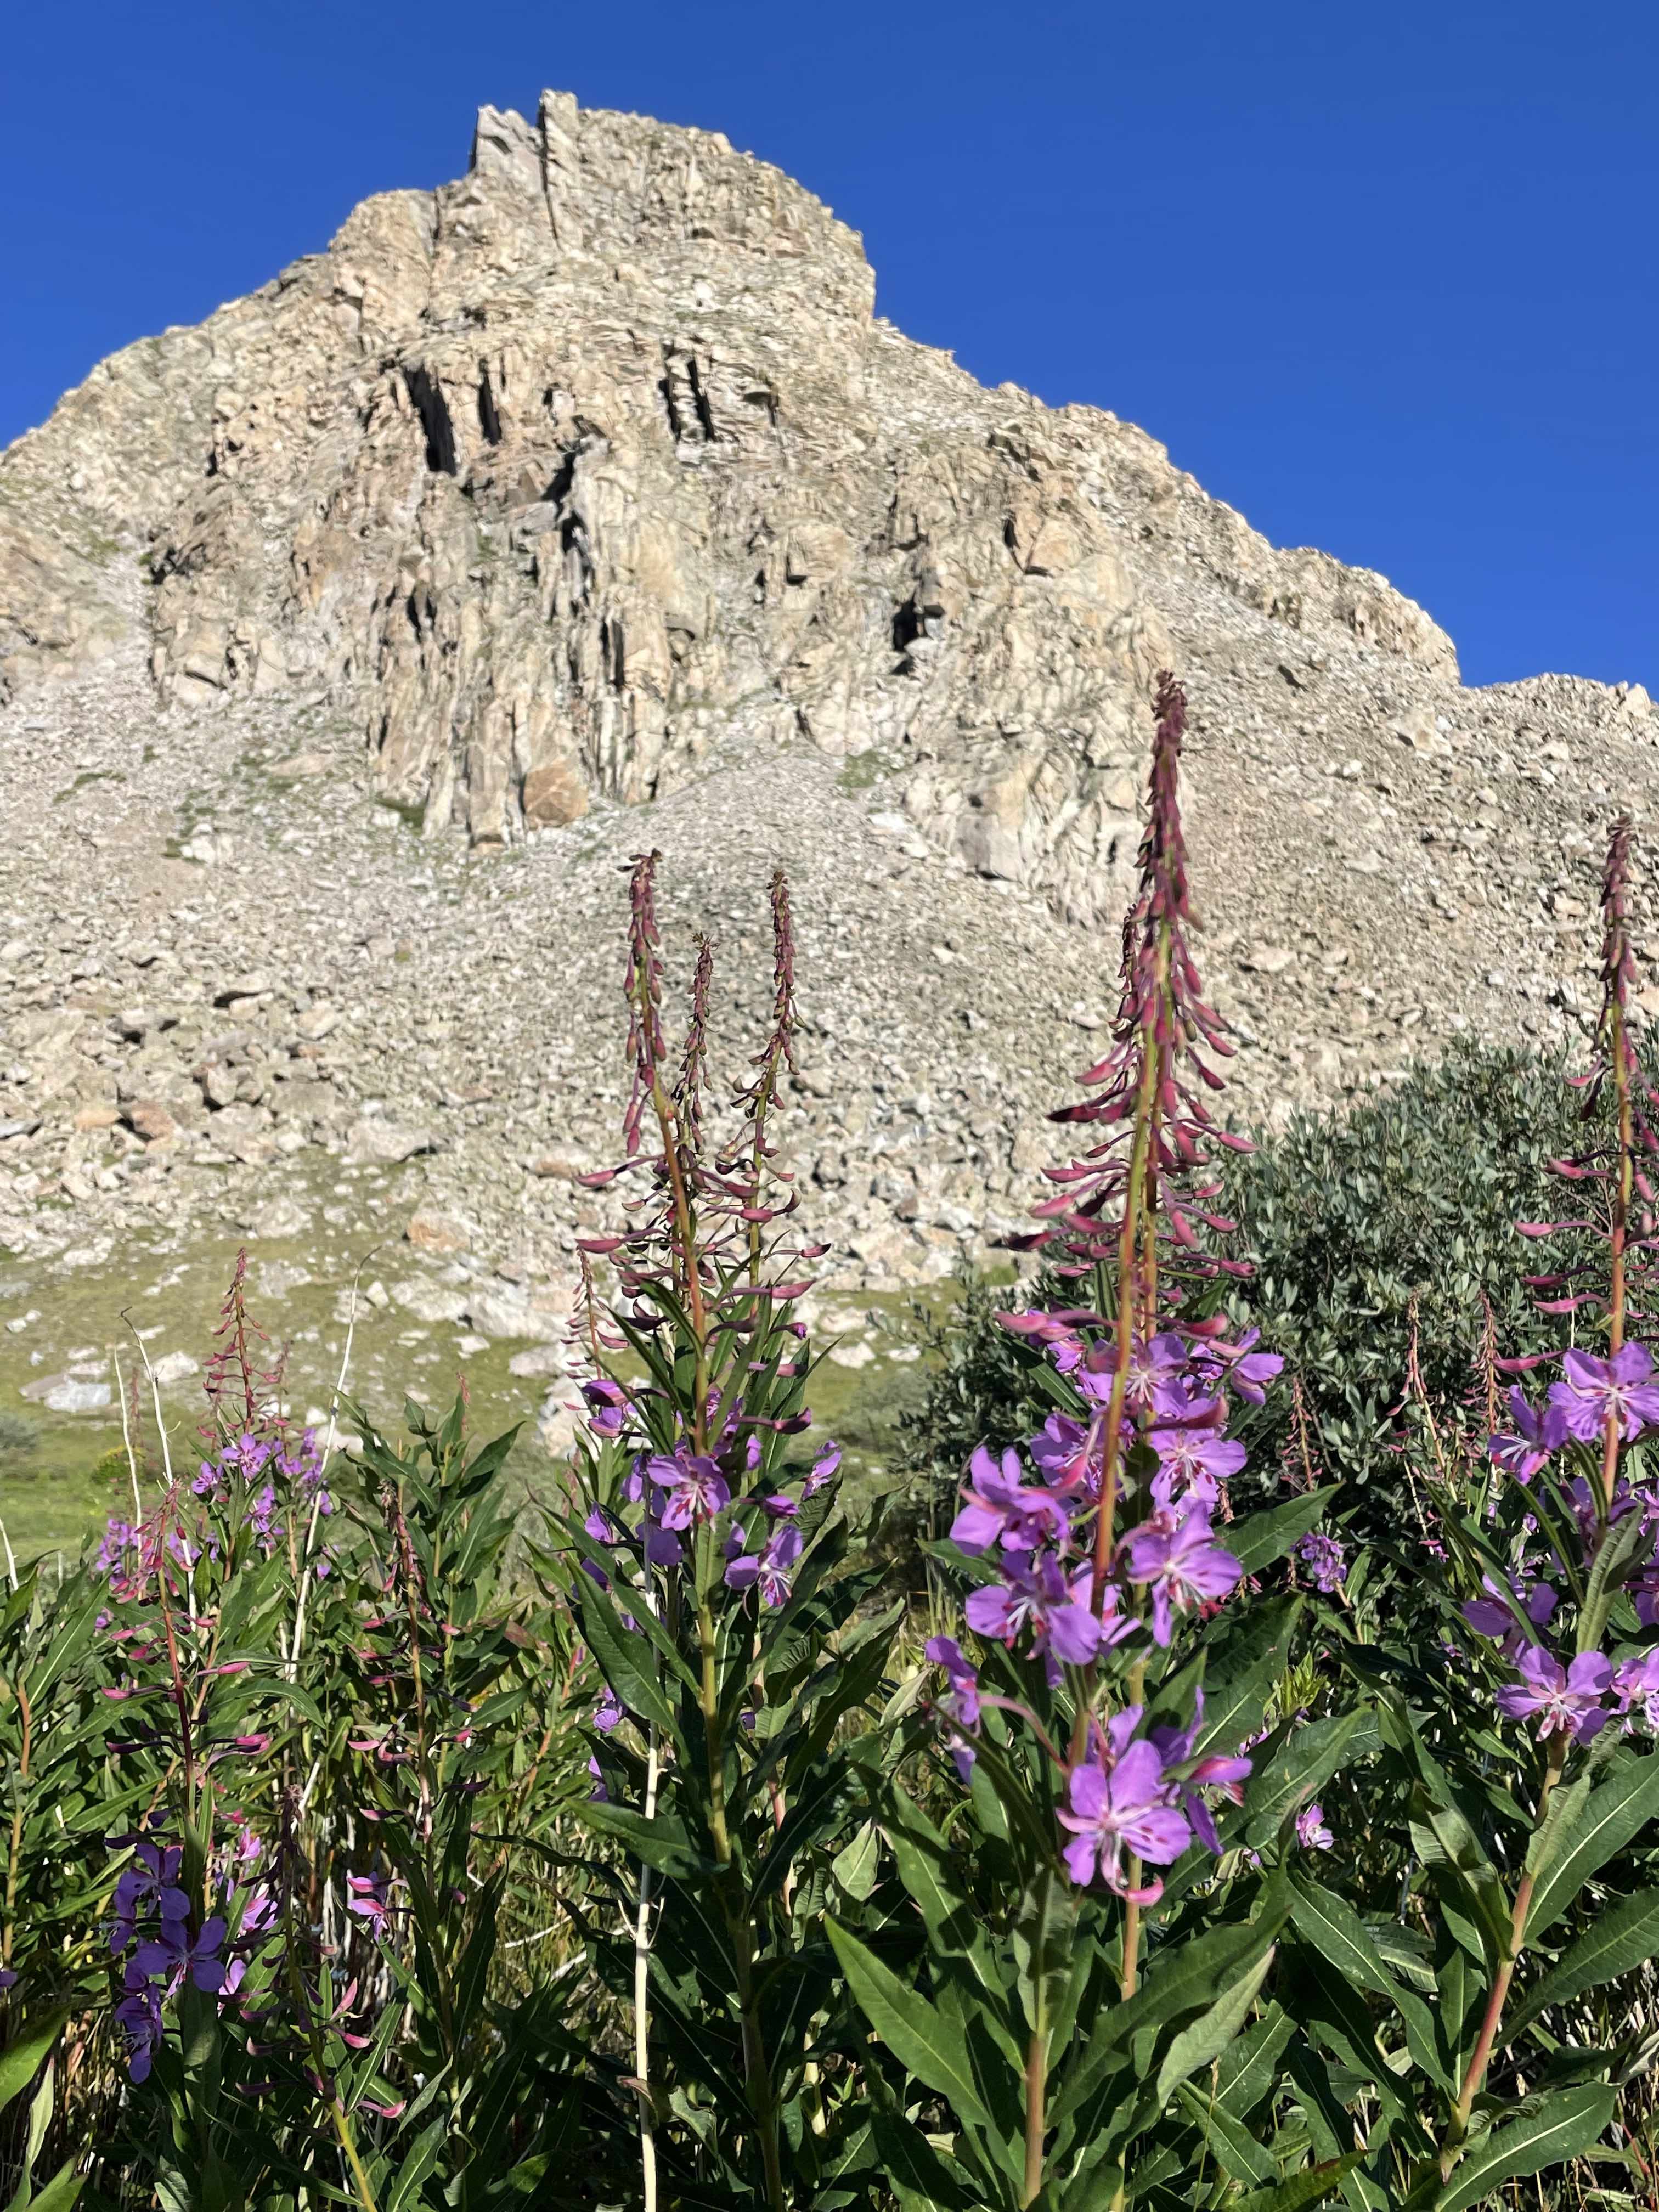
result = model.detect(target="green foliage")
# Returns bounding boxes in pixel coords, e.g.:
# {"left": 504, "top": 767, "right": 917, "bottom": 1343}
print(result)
{"left": 892, "top": 1045, "right": 1600, "bottom": 1537}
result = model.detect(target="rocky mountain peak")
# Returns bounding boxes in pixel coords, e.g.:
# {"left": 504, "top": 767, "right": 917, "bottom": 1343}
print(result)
{"left": 2, "top": 91, "right": 1469, "bottom": 924}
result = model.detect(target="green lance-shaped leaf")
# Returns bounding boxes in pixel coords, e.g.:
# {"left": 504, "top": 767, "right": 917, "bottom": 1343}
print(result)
{"left": 1509, "top": 1884, "right": 1659, "bottom": 2038}
{"left": 19, "top": 2160, "right": 86, "bottom": 2212}
{"left": 833, "top": 1821, "right": 882, "bottom": 1901}
{"left": 1227, "top": 1488, "right": 1338, "bottom": 1578}
{"left": 1244, "top": 1706, "right": 1376, "bottom": 1847}
{"left": 0, "top": 2011, "right": 70, "bottom": 2115}
{"left": 566, "top": 1572, "right": 681, "bottom": 1745}
{"left": 382, "top": 2114, "right": 450, "bottom": 2212}
{"left": 1173, "top": 2080, "right": 1279, "bottom": 2184}
{"left": 1290, "top": 1873, "right": 1448, "bottom": 2089}
{"left": 578, "top": 1800, "right": 719, "bottom": 1878}
{"left": 1526, "top": 1751, "right": 1659, "bottom": 1939}
{"left": 1154, "top": 1946, "right": 1276, "bottom": 2103}
{"left": 1052, "top": 1898, "right": 1289, "bottom": 2131}
{"left": 869, "top": 2110, "right": 979, "bottom": 2211}
{"left": 1436, "top": 2083, "right": 1616, "bottom": 2212}
{"left": 1228, "top": 2157, "right": 1366, "bottom": 2212}
{"left": 827, "top": 1917, "right": 993, "bottom": 2131}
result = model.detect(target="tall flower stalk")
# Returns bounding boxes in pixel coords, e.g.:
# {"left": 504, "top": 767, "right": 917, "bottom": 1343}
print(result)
{"left": 565, "top": 854, "right": 865, "bottom": 2211}
{"left": 898, "top": 673, "right": 1294, "bottom": 2208}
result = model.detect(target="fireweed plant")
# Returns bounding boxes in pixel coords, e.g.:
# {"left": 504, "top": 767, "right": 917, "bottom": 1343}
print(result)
{"left": 550, "top": 854, "right": 902, "bottom": 2210}
{"left": 6, "top": 1266, "right": 607, "bottom": 2210}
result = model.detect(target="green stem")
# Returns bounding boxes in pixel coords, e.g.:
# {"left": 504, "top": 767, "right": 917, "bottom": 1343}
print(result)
{"left": 697, "top": 1595, "right": 784, "bottom": 2210}
{"left": 1438, "top": 1736, "right": 1567, "bottom": 2179}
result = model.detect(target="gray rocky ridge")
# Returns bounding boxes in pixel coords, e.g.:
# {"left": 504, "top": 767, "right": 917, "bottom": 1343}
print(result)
{"left": 1, "top": 93, "right": 1657, "bottom": 1442}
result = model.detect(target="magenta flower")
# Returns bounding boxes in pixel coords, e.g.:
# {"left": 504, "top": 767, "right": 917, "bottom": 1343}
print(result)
{"left": 1194, "top": 1327, "right": 1284, "bottom": 1406}
{"left": 115, "top": 1973, "right": 164, "bottom": 2082}
{"left": 1121, "top": 1332, "right": 1190, "bottom": 1414}
{"left": 1462, "top": 1574, "right": 1557, "bottom": 1653}
{"left": 1296, "top": 1531, "right": 1347, "bottom": 1595}
{"left": 1295, "top": 1803, "right": 1334, "bottom": 1851}
{"left": 925, "top": 1635, "right": 982, "bottom": 1781}
{"left": 1057, "top": 1717, "right": 1191, "bottom": 1898}
{"left": 1148, "top": 1420, "right": 1246, "bottom": 1506}
{"left": 1028, "top": 1412, "right": 1096, "bottom": 1496}
{"left": 1496, "top": 1646, "right": 1614, "bottom": 1743}
{"left": 964, "top": 1558, "right": 1104, "bottom": 1670}
{"left": 1124, "top": 1505, "right": 1242, "bottom": 1646}
{"left": 580, "top": 1379, "right": 630, "bottom": 1437}
{"left": 725, "top": 1522, "right": 803, "bottom": 1607}
{"left": 647, "top": 1452, "right": 731, "bottom": 1529}
{"left": 1489, "top": 1385, "right": 1560, "bottom": 1482}
{"left": 1549, "top": 1345, "right": 1659, "bottom": 1444}
{"left": 1613, "top": 1649, "right": 1659, "bottom": 1729}
{"left": 347, "top": 1873, "right": 392, "bottom": 1928}
{"left": 1148, "top": 1697, "right": 1252, "bottom": 1853}
{"left": 133, "top": 1912, "right": 227, "bottom": 1997}
{"left": 804, "top": 1442, "right": 842, "bottom": 1496}
{"left": 950, "top": 1446, "right": 1071, "bottom": 1557}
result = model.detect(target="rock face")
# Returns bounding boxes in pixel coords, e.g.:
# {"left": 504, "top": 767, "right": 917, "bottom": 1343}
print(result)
{"left": 1, "top": 92, "right": 1456, "bottom": 925}
{"left": 2, "top": 90, "right": 1658, "bottom": 1365}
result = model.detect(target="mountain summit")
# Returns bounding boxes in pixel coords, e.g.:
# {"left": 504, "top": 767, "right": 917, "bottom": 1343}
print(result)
{"left": 4, "top": 90, "right": 1476, "bottom": 925}
{"left": 0, "top": 94, "right": 1655, "bottom": 1316}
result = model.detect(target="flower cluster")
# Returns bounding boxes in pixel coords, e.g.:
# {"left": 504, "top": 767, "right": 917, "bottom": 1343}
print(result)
{"left": 1470, "top": 1348, "right": 1659, "bottom": 1746}
{"left": 933, "top": 1318, "right": 1273, "bottom": 1894}
{"left": 105, "top": 1830, "right": 283, "bottom": 2081}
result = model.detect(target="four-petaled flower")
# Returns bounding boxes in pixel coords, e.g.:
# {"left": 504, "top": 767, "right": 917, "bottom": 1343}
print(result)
{"left": 648, "top": 1452, "right": 732, "bottom": 1530}
{"left": 1057, "top": 1715, "right": 1190, "bottom": 1899}
{"left": 949, "top": 1446, "right": 1072, "bottom": 1557}
{"left": 1295, "top": 1802, "right": 1334, "bottom": 1851}
{"left": 1496, "top": 1645, "right": 1614, "bottom": 1743}
{"left": 1549, "top": 1346, "right": 1659, "bottom": 1445}
{"left": 1124, "top": 1507, "right": 1242, "bottom": 1646}
{"left": 964, "top": 1558, "right": 1108, "bottom": 1672}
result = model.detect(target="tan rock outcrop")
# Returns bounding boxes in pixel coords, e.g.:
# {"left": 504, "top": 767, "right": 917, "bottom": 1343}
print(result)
{"left": 0, "top": 92, "right": 1457, "bottom": 923}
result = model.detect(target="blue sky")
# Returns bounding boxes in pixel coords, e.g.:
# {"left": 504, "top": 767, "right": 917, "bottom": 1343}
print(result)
{"left": 4, "top": 0, "right": 1654, "bottom": 689}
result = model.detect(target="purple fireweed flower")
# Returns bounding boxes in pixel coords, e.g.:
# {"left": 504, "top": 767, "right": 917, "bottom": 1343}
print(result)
{"left": 1296, "top": 1532, "right": 1347, "bottom": 1595}
{"left": 1057, "top": 1714, "right": 1191, "bottom": 1898}
{"left": 1632, "top": 1561, "right": 1659, "bottom": 1629}
{"left": 1549, "top": 1345, "right": 1659, "bottom": 1445}
{"left": 648, "top": 1452, "right": 731, "bottom": 1530}
{"left": 925, "top": 1635, "right": 982, "bottom": 1782}
{"left": 950, "top": 1445, "right": 1072, "bottom": 1557}
{"left": 1613, "top": 1650, "right": 1659, "bottom": 1729}
{"left": 1124, "top": 1505, "right": 1242, "bottom": 1646}
{"left": 725, "top": 1522, "right": 803, "bottom": 1607}
{"left": 346, "top": 1874, "right": 392, "bottom": 1929}
{"left": 593, "top": 1686, "right": 623, "bottom": 1734}
{"left": 1489, "top": 1385, "right": 1560, "bottom": 1482}
{"left": 1193, "top": 1327, "right": 1284, "bottom": 1406}
{"left": 1147, "top": 1697, "right": 1252, "bottom": 1853}
{"left": 587, "top": 1754, "right": 610, "bottom": 1803}
{"left": 1496, "top": 1646, "right": 1615, "bottom": 1743}
{"left": 1028, "top": 1412, "right": 1095, "bottom": 1496}
{"left": 1148, "top": 1420, "right": 1246, "bottom": 1506}
{"left": 134, "top": 1913, "right": 227, "bottom": 1997}
{"left": 804, "top": 1443, "right": 842, "bottom": 1496}
{"left": 115, "top": 1973, "right": 164, "bottom": 2082}
{"left": 1462, "top": 1574, "right": 1558, "bottom": 1653}
{"left": 964, "top": 1557, "right": 1105, "bottom": 1671}
{"left": 1295, "top": 1803, "right": 1334, "bottom": 1851}
{"left": 1122, "top": 1332, "right": 1191, "bottom": 1415}
{"left": 580, "top": 1379, "right": 629, "bottom": 1438}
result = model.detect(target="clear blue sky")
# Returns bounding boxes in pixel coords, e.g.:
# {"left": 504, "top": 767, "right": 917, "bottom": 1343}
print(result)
{"left": 4, "top": 1, "right": 1654, "bottom": 690}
